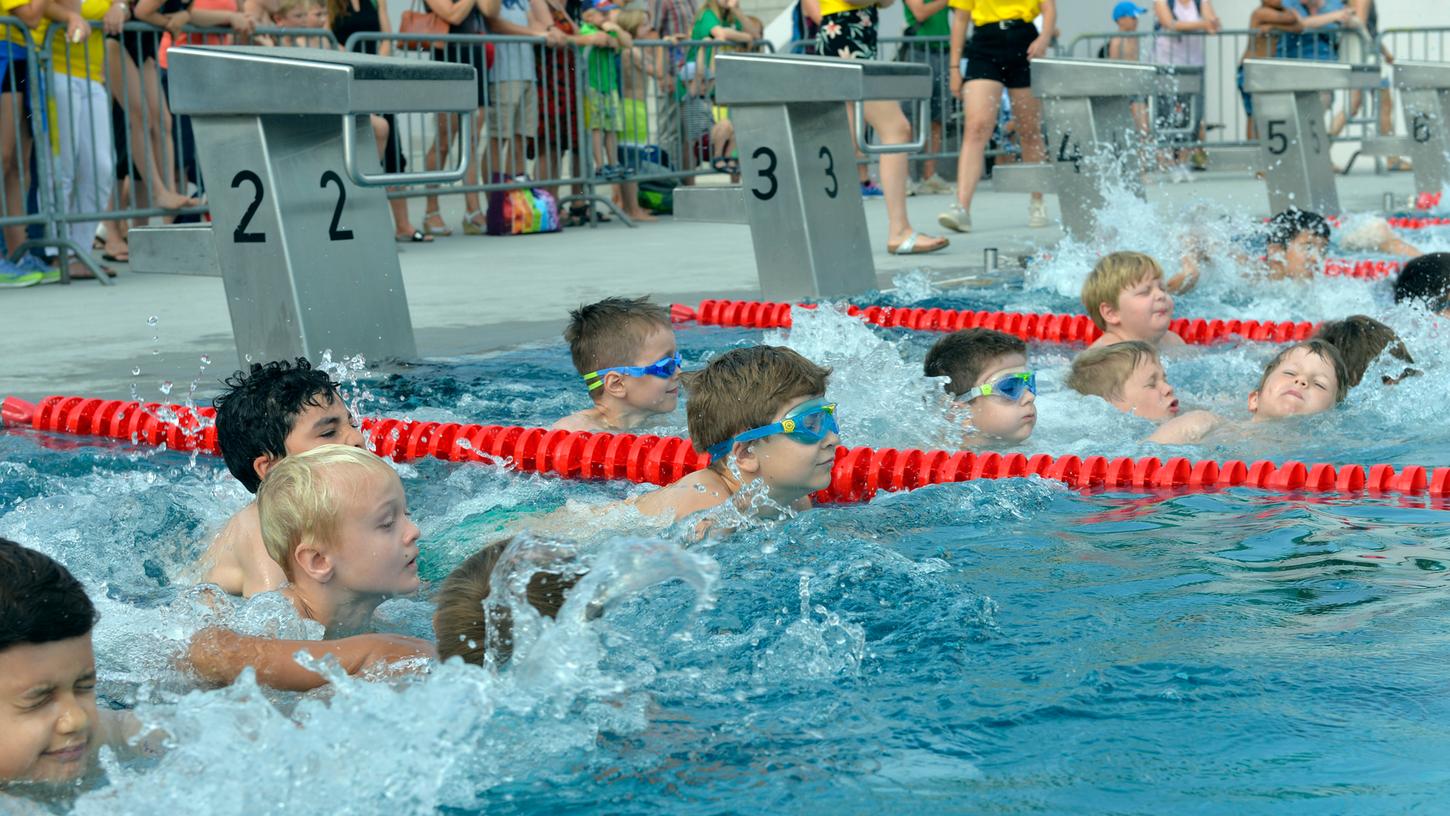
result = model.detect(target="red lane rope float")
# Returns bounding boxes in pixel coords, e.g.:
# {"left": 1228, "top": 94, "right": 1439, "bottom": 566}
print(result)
{"left": 672, "top": 300, "right": 1321, "bottom": 346}
{"left": 1322, "top": 257, "right": 1401, "bottom": 280}
{"left": 1415, "top": 192, "right": 1442, "bottom": 211}
{"left": 1385, "top": 215, "right": 1450, "bottom": 229}
{"left": 4, "top": 395, "right": 1448, "bottom": 502}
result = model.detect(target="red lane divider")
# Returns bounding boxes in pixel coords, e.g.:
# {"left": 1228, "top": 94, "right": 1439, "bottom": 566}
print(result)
{"left": 4, "top": 395, "right": 1448, "bottom": 502}
{"left": 1322, "top": 257, "right": 1401, "bottom": 280}
{"left": 1415, "top": 192, "right": 1441, "bottom": 211}
{"left": 673, "top": 300, "right": 1321, "bottom": 346}
{"left": 1385, "top": 215, "right": 1450, "bottom": 229}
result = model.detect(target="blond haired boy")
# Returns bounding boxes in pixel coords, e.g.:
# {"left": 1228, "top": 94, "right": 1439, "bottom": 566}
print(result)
{"left": 1081, "top": 251, "right": 1186, "bottom": 351}
{"left": 1068, "top": 341, "right": 1220, "bottom": 444}
{"left": 553, "top": 296, "right": 683, "bottom": 433}
{"left": 634, "top": 346, "right": 838, "bottom": 523}
{"left": 187, "top": 445, "right": 433, "bottom": 691}
{"left": 1248, "top": 338, "right": 1348, "bottom": 422}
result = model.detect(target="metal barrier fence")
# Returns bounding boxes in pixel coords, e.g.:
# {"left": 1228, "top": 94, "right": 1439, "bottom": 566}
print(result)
{"left": 1065, "top": 27, "right": 1383, "bottom": 154}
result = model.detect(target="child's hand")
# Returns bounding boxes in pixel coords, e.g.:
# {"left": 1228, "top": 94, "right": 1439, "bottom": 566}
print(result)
{"left": 230, "top": 10, "right": 255, "bottom": 35}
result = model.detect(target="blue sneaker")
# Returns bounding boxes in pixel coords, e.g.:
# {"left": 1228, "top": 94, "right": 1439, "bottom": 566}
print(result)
{"left": 0, "top": 258, "right": 41, "bottom": 288}
{"left": 15, "top": 254, "right": 51, "bottom": 274}
{"left": 861, "top": 181, "right": 884, "bottom": 198}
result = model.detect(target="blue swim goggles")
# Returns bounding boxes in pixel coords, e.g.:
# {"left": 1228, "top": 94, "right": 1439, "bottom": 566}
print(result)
{"left": 583, "top": 352, "right": 684, "bottom": 392}
{"left": 707, "top": 398, "right": 839, "bottom": 462}
{"left": 963, "top": 371, "right": 1036, "bottom": 402}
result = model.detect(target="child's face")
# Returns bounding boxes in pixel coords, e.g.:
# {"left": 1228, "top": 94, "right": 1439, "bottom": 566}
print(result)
{"left": 276, "top": 5, "right": 309, "bottom": 26}
{"left": 306, "top": 4, "right": 326, "bottom": 26}
{"left": 0, "top": 635, "right": 97, "bottom": 783}
{"left": 962, "top": 353, "right": 1036, "bottom": 442}
{"left": 744, "top": 393, "right": 839, "bottom": 499}
{"left": 1111, "top": 356, "right": 1179, "bottom": 421}
{"left": 1248, "top": 347, "right": 1339, "bottom": 421}
{"left": 328, "top": 467, "right": 422, "bottom": 597}
{"left": 581, "top": 7, "right": 603, "bottom": 25}
{"left": 1105, "top": 274, "right": 1174, "bottom": 342}
{"left": 285, "top": 393, "right": 366, "bottom": 456}
{"left": 1272, "top": 232, "right": 1328, "bottom": 279}
{"left": 1116, "top": 15, "right": 1137, "bottom": 30}
{"left": 616, "top": 326, "right": 681, "bottom": 415}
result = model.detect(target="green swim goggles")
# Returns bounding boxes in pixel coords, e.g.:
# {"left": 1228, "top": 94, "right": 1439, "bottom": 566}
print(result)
{"left": 964, "top": 371, "right": 1037, "bottom": 402}
{"left": 707, "top": 398, "right": 840, "bottom": 462}
{"left": 583, "top": 352, "right": 684, "bottom": 391}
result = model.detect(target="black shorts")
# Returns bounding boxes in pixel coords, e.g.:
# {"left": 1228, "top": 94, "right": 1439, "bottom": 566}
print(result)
{"left": 817, "top": 6, "right": 879, "bottom": 61}
{"left": 380, "top": 113, "right": 406, "bottom": 174}
{"left": 963, "top": 19, "right": 1036, "bottom": 89}
{"left": 440, "top": 41, "right": 488, "bottom": 107}
{"left": 0, "top": 54, "right": 32, "bottom": 113}
{"left": 109, "top": 27, "right": 161, "bottom": 66}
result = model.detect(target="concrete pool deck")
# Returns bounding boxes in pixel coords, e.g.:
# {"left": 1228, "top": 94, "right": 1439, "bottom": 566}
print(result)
{"left": 0, "top": 168, "right": 1419, "bottom": 402}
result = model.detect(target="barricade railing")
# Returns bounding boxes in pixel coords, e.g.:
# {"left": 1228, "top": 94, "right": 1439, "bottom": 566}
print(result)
{"left": 1377, "top": 27, "right": 1450, "bottom": 66}
{"left": 1065, "top": 27, "right": 1384, "bottom": 157}
{"left": 3, "top": 395, "right": 1446, "bottom": 503}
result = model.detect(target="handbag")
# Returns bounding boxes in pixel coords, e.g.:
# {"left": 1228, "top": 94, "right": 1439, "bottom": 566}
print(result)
{"left": 486, "top": 185, "right": 561, "bottom": 236}
{"left": 398, "top": 0, "right": 449, "bottom": 52}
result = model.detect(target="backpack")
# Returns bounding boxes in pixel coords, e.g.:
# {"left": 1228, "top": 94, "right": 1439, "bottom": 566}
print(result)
{"left": 485, "top": 186, "right": 562, "bottom": 236}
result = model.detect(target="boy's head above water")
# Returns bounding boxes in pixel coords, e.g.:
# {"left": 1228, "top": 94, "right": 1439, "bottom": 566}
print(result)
{"left": 433, "top": 537, "right": 578, "bottom": 667}
{"left": 258, "top": 444, "right": 420, "bottom": 597}
{"left": 1068, "top": 341, "right": 1180, "bottom": 421}
{"left": 1082, "top": 251, "right": 1175, "bottom": 344}
{"left": 566, "top": 296, "right": 680, "bottom": 415}
{"left": 924, "top": 329, "right": 1036, "bottom": 443}
{"left": 686, "top": 345, "right": 837, "bottom": 498}
{"left": 215, "top": 357, "right": 365, "bottom": 494}
{"left": 1248, "top": 339, "right": 1349, "bottom": 421}
{"left": 0, "top": 537, "right": 99, "bottom": 784}
{"left": 1265, "top": 208, "right": 1330, "bottom": 280}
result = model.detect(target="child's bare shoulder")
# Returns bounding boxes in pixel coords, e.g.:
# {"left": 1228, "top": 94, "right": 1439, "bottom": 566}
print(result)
{"left": 1148, "top": 409, "right": 1221, "bottom": 445}
{"left": 551, "top": 410, "right": 606, "bottom": 432}
{"left": 633, "top": 470, "right": 732, "bottom": 522}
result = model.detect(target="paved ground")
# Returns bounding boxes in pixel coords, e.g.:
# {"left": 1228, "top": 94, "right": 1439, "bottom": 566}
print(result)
{"left": 0, "top": 166, "right": 1418, "bottom": 402}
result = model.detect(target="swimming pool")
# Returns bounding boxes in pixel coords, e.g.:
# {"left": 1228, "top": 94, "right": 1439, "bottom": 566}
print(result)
{"left": 3, "top": 200, "right": 1448, "bottom": 814}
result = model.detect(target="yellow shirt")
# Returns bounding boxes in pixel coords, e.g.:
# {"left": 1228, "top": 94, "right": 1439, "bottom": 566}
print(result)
{"left": 819, "top": 0, "right": 878, "bottom": 21}
{"left": 2, "top": 0, "right": 42, "bottom": 49}
{"left": 51, "top": 0, "right": 109, "bottom": 79}
{"left": 948, "top": 0, "right": 1040, "bottom": 27}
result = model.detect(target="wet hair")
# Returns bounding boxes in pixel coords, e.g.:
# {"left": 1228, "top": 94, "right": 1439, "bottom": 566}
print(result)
{"left": 1313, "top": 315, "right": 1417, "bottom": 388}
{"left": 258, "top": 444, "right": 399, "bottom": 579}
{"left": 1067, "top": 341, "right": 1159, "bottom": 401}
{"left": 564, "top": 296, "right": 673, "bottom": 400}
{"left": 0, "top": 537, "right": 97, "bottom": 653}
{"left": 1081, "top": 251, "right": 1164, "bottom": 331}
{"left": 1255, "top": 339, "right": 1350, "bottom": 404}
{"left": 923, "top": 329, "right": 1028, "bottom": 397}
{"left": 684, "top": 345, "right": 831, "bottom": 472}
{"left": 1265, "top": 207, "right": 1331, "bottom": 248}
{"left": 433, "top": 538, "right": 579, "bottom": 666}
{"left": 1393, "top": 252, "right": 1450, "bottom": 313}
{"left": 214, "top": 358, "right": 342, "bottom": 494}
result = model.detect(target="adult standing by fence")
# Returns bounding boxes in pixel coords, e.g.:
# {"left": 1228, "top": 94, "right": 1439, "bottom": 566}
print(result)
{"left": 939, "top": 0, "right": 1053, "bottom": 235}
{"left": 1151, "top": 0, "right": 1217, "bottom": 175}
{"left": 0, "top": 0, "right": 46, "bottom": 283}
{"left": 901, "top": 0, "right": 951, "bottom": 195}
{"left": 421, "top": 0, "right": 493, "bottom": 236}
{"left": 815, "top": 0, "right": 947, "bottom": 255}
{"left": 50, "top": 0, "right": 118, "bottom": 279}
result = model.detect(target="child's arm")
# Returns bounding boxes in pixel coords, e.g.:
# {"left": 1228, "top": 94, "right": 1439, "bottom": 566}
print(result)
{"left": 187, "top": 627, "right": 435, "bottom": 692}
{"left": 134, "top": 0, "right": 188, "bottom": 34}
{"left": 187, "top": 1, "right": 255, "bottom": 35}
{"left": 1148, "top": 410, "right": 1220, "bottom": 445}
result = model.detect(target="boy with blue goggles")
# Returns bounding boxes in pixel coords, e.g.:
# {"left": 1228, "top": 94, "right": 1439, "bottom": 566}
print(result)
{"left": 924, "top": 328, "right": 1039, "bottom": 445}
{"left": 582, "top": 352, "right": 684, "bottom": 391}
{"left": 553, "top": 297, "right": 683, "bottom": 434}
{"left": 707, "top": 398, "right": 839, "bottom": 462}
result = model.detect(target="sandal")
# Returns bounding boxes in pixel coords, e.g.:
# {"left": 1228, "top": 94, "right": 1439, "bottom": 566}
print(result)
{"left": 69, "top": 262, "right": 117, "bottom": 279}
{"left": 887, "top": 231, "right": 949, "bottom": 256}
{"left": 709, "top": 156, "right": 731, "bottom": 174}
{"left": 462, "top": 209, "right": 486, "bottom": 236}
{"left": 423, "top": 209, "right": 453, "bottom": 236}
{"left": 564, "top": 205, "right": 590, "bottom": 228}
{"left": 394, "top": 229, "right": 434, "bottom": 243}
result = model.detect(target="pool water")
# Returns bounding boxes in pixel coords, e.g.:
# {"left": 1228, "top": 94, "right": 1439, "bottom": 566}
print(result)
{"left": 3, "top": 199, "right": 1448, "bottom": 814}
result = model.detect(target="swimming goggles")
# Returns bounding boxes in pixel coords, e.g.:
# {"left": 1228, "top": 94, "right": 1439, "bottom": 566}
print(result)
{"left": 583, "top": 352, "right": 683, "bottom": 391}
{"left": 707, "top": 398, "right": 839, "bottom": 462}
{"left": 963, "top": 371, "right": 1036, "bottom": 403}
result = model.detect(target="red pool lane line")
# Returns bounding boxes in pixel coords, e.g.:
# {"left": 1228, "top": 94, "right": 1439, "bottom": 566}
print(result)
{"left": 1322, "top": 257, "right": 1401, "bottom": 279}
{"left": 5, "top": 395, "right": 1448, "bottom": 502}
{"left": 673, "top": 300, "right": 1321, "bottom": 346}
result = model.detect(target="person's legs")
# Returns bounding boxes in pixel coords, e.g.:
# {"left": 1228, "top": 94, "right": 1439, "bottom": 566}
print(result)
{"left": 952, "top": 79, "right": 1004, "bottom": 212}
{"left": 424, "top": 111, "right": 457, "bottom": 231}
{"left": 861, "top": 98, "right": 945, "bottom": 252}
{"left": 0, "top": 87, "right": 25, "bottom": 256}
{"left": 1007, "top": 86, "right": 1044, "bottom": 203}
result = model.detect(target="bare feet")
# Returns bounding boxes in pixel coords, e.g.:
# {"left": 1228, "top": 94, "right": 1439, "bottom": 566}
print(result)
{"left": 155, "top": 190, "right": 202, "bottom": 211}
{"left": 626, "top": 208, "right": 657, "bottom": 222}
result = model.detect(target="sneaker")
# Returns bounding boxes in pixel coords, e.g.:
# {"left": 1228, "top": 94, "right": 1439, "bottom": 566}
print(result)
{"left": 0, "top": 259, "right": 41, "bottom": 288}
{"left": 38, "top": 266, "right": 61, "bottom": 284}
{"left": 919, "top": 174, "right": 954, "bottom": 195}
{"left": 1027, "top": 198, "right": 1049, "bottom": 228}
{"left": 860, "top": 181, "right": 884, "bottom": 198}
{"left": 938, "top": 204, "right": 971, "bottom": 233}
{"left": 15, "top": 254, "right": 50, "bottom": 274}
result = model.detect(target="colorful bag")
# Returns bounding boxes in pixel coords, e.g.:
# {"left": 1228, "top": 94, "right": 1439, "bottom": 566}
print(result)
{"left": 485, "top": 186, "right": 561, "bottom": 236}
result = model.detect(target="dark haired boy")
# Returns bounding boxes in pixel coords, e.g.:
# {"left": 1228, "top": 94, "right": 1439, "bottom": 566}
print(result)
{"left": 634, "top": 345, "right": 837, "bottom": 523}
{"left": 1263, "top": 207, "right": 1332, "bottom": 280}
{"left": 195, "top": 357, "right": 366, "bottom": 597}
{"left": 924, "top": 328, "right": 1037, "bottom": 445}
{"left": 0, "top": 538, "right": 154, "bottom": 790}
{"left": 1313, "top": 315, "right": 1417, "bottom": 387}
{"left": 1393, "top": 252, "right": 1450, "bottom": 316}
{"left": 552, "top": 296, "right": 683, "bottom": 433}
